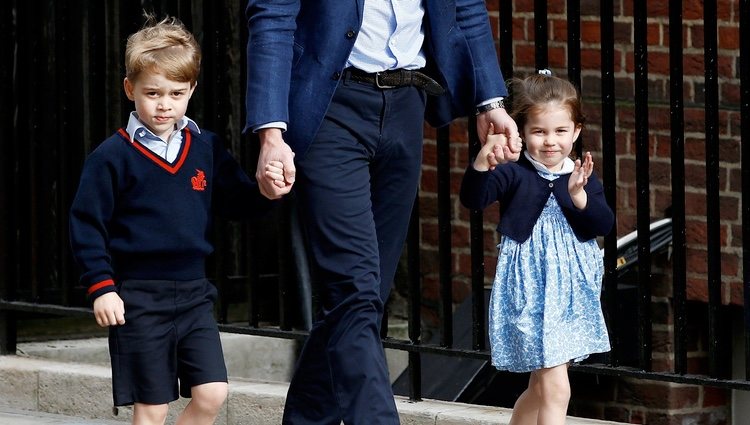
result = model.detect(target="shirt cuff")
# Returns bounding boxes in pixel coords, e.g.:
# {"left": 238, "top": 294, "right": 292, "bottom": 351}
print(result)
{"left": 253, "top": 121, "right": 287, "bottom": 132}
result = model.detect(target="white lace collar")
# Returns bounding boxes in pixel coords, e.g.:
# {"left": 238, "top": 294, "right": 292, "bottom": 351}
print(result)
{"left": 524, "top": 151, "right": 575, "bottom": 176}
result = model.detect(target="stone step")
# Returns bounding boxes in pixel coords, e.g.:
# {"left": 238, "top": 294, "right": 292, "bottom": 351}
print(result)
{"left": 0, "top": 354, "right": 628, "bottom": 425}
{"left": 0, "top": 407, "right": 124, "bottom": 425}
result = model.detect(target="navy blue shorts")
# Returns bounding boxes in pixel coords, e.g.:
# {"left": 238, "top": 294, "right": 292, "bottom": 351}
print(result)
{"left": 108, "top": 278, "right": 227, "bottom": 406}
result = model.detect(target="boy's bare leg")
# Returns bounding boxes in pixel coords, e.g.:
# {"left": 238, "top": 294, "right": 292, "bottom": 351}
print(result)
{"left": 175, "top": 382, "right": 228, "bottom": 425}
{"left": 132, "top": 403, "right": 169, "bottom": 425}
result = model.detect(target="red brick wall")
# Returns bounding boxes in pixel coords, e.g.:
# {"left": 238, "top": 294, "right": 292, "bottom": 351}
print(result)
{"left": 414, "top": 1, "right": 741, "bottom": 423}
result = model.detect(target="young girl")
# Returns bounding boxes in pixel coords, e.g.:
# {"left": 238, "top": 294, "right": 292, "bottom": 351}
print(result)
{"left": 460, "top": 71, "right": 614, "bottom": 425}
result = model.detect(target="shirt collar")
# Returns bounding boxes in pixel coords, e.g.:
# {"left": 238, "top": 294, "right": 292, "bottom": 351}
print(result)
{"left": 523, "top": 151, "right": 575, "bottom": 176}
{"left": 125, "top": 112, "right": 201, "bottom": 143}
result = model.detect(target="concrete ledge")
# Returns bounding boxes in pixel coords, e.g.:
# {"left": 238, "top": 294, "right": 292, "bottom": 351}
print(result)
{"left": 0, "top": 355, "right": 627, "bottom": 424}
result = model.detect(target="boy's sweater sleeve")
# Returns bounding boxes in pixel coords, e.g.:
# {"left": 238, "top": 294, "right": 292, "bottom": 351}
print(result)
{"left": 212, "top": 140, "right": 277, "bottom": 220}
{"left": 69, "top": 152, "right": 118, "bottom": 302}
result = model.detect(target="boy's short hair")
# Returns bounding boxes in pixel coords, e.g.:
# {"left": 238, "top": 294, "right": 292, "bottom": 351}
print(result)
{"left": 125, "top": 14, "right": 201, "bottom": 85}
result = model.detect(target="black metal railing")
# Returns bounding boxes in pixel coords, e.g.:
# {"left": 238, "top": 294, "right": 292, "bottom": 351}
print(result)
{"left": 1, "top": 1, "right": 749, "bottom": 414}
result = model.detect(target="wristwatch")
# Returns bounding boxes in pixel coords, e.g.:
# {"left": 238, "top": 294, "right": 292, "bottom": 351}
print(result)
{"left": 475, "top": 98, "right": 505, "bottom": 116}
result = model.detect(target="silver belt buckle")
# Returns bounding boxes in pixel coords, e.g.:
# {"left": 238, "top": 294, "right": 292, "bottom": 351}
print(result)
{"left": 375, "top": 72, "right": 396, "bottom": 89}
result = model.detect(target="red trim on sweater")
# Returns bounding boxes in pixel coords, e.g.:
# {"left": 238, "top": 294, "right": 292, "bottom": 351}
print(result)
{"left": 87, "top": 279, "right": 115, "bottom": 295}
{"left": 117, "top": 128, "right": 192, "bottom": 174}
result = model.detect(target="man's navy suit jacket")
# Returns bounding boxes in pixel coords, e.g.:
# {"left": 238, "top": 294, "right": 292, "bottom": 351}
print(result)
{"left": 245, "top": 0, "right": 508, "bottom": 157}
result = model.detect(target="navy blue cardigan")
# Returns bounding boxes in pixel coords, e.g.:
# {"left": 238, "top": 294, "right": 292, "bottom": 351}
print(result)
{"left": 70, "top": 128, "right": 274, "bottom": 301}
{"left": 459, "top": 155, "right": 614, "bottom": 243}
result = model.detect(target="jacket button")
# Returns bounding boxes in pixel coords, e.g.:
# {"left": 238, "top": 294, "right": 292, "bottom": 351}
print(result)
{"left": 346, "top": 29, "right": 356, "bottom": 39}
{"left": 332, "top": 71, "right": 341, "bottom": 80}
{"left": 548, "top": 182, "right": 554, "bottom": 188}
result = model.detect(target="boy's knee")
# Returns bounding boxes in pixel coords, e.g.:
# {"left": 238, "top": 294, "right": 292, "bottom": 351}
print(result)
{"left": 134, "top": 402, "right": 169, "bottom": 424}
{"left": 191, "top": 382, "right": 228, "bottom": 413}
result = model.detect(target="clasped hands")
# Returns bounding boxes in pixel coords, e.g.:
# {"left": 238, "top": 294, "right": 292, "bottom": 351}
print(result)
{"left": 473, "top": 108, "right": 523, "bottom": 172}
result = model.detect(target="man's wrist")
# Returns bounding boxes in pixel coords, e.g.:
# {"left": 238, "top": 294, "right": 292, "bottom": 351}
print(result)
{"left": 475, "top": 99, "right": 505, "bottom": 116}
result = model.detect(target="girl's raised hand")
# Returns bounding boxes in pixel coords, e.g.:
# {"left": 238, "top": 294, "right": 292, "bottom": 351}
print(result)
{"left": 569, "top": 152, "right": 593, "bottom": 209}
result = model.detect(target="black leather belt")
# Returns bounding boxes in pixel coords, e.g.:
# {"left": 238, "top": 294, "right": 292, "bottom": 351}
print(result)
{"left": 344, "top": 68, "right": 445, "bottom": 96}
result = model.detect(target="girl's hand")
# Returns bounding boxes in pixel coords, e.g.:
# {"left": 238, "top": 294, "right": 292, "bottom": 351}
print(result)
{"left": 473, "top": 123, "right": 513, "bottom": 171}
{"left": 569, "top": 151, "right": 593, "bottom": 209}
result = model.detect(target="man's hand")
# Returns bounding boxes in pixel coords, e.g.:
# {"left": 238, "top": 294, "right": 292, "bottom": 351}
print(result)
{"left": 473, "top": 123, "right": 512, "bottom": 171}
{"left": 92, "top": 292, "right": 125, "bottom": 327}
{"left": 256, "top": 128, "right": 295, "bottom": 199}
{"left": 476, "top": 107, "right": 522, "bottom": 163}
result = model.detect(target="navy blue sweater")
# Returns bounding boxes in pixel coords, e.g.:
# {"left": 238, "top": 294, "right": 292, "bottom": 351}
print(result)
{"left": 460, "top": 154, "right": 614, "bottom": 243}
{"left": 70, "top": 128, "right": 273, "bottom": 301}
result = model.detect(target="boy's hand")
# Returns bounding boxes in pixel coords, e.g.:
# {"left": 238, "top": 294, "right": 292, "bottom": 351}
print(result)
{"left": 92, "top": 292, "right": 125, "bottom": 327}
{"left": 256, "top": 128, "right": 295, "bottom": 199}
{"left": 569, "top": 151, "right": 594, "bottom": 209}
{"left": 264, "top": 160, "right": 286, "bottom": 189}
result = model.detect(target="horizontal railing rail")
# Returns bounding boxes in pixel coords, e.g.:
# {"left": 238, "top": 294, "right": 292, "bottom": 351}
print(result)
{"left": 1, "top": 1, "right": 749, "bottom": 419}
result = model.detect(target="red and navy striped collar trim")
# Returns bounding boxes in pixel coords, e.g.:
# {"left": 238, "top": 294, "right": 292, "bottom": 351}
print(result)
{"left": 117, "top": 127, "right": 192, "bottom": 175}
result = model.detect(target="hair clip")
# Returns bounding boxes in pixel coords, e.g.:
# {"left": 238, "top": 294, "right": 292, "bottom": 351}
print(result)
{"left": 538, "top": 69, "right": 552, "bottom": 76}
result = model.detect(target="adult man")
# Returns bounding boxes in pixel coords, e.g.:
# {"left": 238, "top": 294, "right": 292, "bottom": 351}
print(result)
{"left": 245, "top": 1, "right": 520, "bottom": 423}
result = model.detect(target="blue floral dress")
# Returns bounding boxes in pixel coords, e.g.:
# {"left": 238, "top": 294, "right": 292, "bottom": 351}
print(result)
{"left": 488, "top": 162, "right": 611, "bottom": 373}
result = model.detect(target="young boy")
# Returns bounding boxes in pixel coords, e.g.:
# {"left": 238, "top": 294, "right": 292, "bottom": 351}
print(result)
{"left": 69, "top": 15, "right": 278, "bottom": 425}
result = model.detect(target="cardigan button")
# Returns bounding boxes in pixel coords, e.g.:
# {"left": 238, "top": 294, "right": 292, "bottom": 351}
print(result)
{"left": 548, "top": 182, "right": 554, "bottom": 188}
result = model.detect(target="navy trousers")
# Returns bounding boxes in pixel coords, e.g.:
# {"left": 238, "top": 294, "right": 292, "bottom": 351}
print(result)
{"left": 282, "top": 74, "right": 426, "bottom": 424}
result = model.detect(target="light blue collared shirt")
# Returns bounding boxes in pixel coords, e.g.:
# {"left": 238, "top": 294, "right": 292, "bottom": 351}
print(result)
{"left": 126, "top": 112, "right": 201, "bottom": 162}
{"left": 346, "top": 0, "right": 427, "bottom": 72}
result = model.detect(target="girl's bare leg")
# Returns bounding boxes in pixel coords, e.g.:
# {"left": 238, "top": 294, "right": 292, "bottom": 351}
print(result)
{"left": 509, "top": 372, "right": 540, "bottom": 425}
{"left": 534, "top": 364, "right": 571, "bottom": 425}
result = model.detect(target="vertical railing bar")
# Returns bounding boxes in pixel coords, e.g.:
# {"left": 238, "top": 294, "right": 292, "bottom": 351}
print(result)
{"left": 740, "top": 0, "right": 750, "bottom": 382}
{"left": 633, "top": 0, "right": 653, "bottom": 372}
{"left": 200, "top": 0, "right": 231, "bottom": 325}
{"left": 467, "top": 115, "right": 486, "bottom": 351}
{"left": 0, "top": 0, "right": 15, "bottom": 355}
{"left": 566, "top": 0, "right": 583, "bottom": 157}
{"left": 243, "top": 136, "right": 261, "bottom": 328}
{"left": 534, "top": 0, "right": 548, "bottom": 70}
{"left": 0, "top": 0, "right": 15, "bottom": 300}
{"left": 58, "top": 0, "right": 83, "bottom": 306}
{"left": 668, "top": 0, "right": 688, "bottom": 375}
{"left": 566, "top": 0, "right": 581, "bottom": 88}
{"left": 407, "top": 193, "right": 422, "bottom": 401}
{"left": 238, "top": 2, "right": 259, "bottom": 329}
{"left": 703, "top": 0, "right": 723, "bottom": 378}
{"left": 437, "top": 126, "right": 453, "bottom": 348}
{"left": 498, "top": 0, "right": 513, "bottom": 80}
{"left": 18, "top": 0, "right": 39, "bottom": 301}
{"left": 599, "top": 0, "right": 619, "bottom": 367}
{"left": 276, "top": 201, "right": 293, "bottom": 331}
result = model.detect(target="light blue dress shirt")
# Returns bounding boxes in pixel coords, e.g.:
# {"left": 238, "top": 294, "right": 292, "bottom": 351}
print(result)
{"left": 346, "top": 0, "right": 426, "bottom": 72}
{"left": 126, "top": 112, "right": 201, "bottom": 163}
